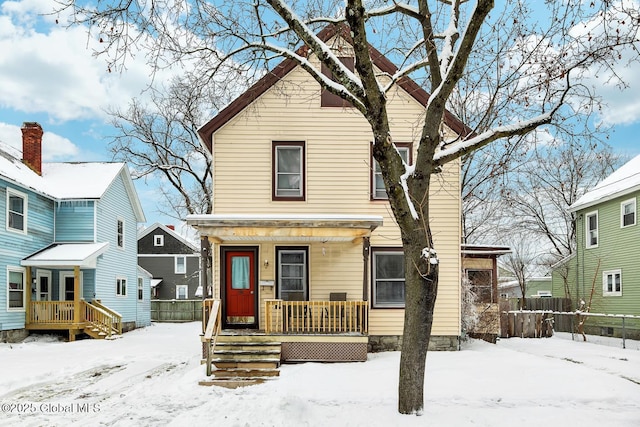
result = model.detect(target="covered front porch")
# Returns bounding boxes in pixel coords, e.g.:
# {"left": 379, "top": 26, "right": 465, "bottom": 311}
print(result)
{"left": 21, "top": 243, "right": 122, "bottom": 340}
{"left": 189, "top": 214, "right": 382, "bottom": 368}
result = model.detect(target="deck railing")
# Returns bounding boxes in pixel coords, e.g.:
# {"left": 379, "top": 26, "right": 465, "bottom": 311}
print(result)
{"left": 202, "top": 299, "right": 222, "bottom": 376}
{"left": 91, "top": 300, "right": 123, "bottom": 335}
{"left": 29, "top": 300, "right": 122, "bottom": 337}
{"left": 30, "top": 301, "right": 75, "bottom": 324}
{"left": 265, "top": 300, "right": 368, "bottom": 334}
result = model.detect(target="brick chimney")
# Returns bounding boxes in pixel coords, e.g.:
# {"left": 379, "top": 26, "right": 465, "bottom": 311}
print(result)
{"left": 166, "top": 225, "right": 175, "bottom": 230}
{"left": 21, "top": 122, "right": 43, "bottom": 175}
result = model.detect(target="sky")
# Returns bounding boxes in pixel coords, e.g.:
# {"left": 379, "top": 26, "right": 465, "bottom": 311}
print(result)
{"left": 1, "top": 0, "right": 640, "bottom": 232}
{"left": 0, "top": 321, "right": 639, "bottom": 426}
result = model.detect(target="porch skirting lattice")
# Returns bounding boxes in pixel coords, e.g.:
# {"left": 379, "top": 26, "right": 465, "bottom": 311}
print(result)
{"left": 281, "top": 341, "right": 367, "bottom": 362}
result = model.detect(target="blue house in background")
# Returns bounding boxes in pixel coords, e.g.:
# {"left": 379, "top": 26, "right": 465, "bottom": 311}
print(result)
{"left": 0, "top": 122, "right": 149, "bottom": 342}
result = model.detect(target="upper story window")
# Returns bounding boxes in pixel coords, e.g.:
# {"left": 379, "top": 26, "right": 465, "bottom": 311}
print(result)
{"left": 585, "top": 211, "right": 598, "bottom": 248}
{"left": 621, "top": 198, "right": 636, "bottom": 228}
{"left": 372, "top": 248, "right": 405, "bottom": 308}
{"left": 603, "top": 269, "right": 622, "bottom": 296}
{"left": 117, "top": 218, "right": 124, "bottom": 249}
{"left": 372, "top": 144, "right": 412, "bottom": 200}
{"left": 321, "top": 57, "right": 355, "bottom": 108}
{"left": 7, "top": 188, "right": 27, "bottom": 234}
{"left": 175, "top": 256, "right": 186, "bottom": 274}
{"left": 273, "top": 141, "right": 305, "bottom": 201}
{"left": 154, "top": 235, "right": 164, "bottom": 246}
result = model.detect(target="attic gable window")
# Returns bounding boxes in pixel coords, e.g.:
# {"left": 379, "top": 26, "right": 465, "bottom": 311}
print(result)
{"left": 7, "top": 188, "right": 27, "bottom": 234}
{"left": 154, "top": 235, "right": 164, "bottom": 246}
{"left": 621, "top": 198, "right": 636, "bottom": 228}
{"left": 372, "top": 144, "right": 412, "bottom": 200}
{"left": 321, "top": 57, "right": 355, "bottom": 108}
{"left": 273, "top": 141, "right": 305, "bottom": 201}
{"left": 117, "top": 218, "right": 124, "bottom": 249}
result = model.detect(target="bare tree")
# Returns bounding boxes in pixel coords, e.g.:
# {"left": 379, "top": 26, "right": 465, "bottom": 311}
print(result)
{"left": 504, "top": 140, "right": 620, "bottom": 259}
{"left": 107, "top": 73, "right": 226, "bottom": 220}
{"left": 56, "top": 0, "right": 640, "bottom": 414}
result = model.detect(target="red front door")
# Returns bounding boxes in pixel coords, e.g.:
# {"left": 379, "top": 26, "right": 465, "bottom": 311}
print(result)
{"left": 225, "top": 250, "right": 256, "bottom": 325}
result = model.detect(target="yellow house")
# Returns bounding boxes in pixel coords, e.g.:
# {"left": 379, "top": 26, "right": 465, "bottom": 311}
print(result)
{"left": 188, "top": 25, "right": 469, "bottom": 367}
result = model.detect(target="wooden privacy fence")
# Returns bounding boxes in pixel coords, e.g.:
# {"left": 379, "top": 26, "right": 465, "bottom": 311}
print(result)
{"left": 151, "top": 299, "right": 203, "bottom": 322}
{"left": 502, "top": 311, "right": 554, "bottom": 338}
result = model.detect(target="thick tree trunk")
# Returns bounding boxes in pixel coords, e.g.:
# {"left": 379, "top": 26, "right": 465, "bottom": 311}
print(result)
{"left": 398, "top": 229, "right": 439, "bottom": 414}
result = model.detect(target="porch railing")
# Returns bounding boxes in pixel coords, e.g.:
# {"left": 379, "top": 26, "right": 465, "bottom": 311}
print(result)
{"left": 29, "top": 300, "right": 122, "bottom": 337}
{"left": 30, "top": 301, "right": 75, "bottom": 324}
{"left": 202, "top": 299, "right": 222, "bottom": 376}
{"left": 265, "top": 300, "right": 368, "bottom": 334}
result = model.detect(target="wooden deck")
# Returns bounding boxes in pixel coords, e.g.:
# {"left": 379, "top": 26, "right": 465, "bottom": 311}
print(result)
{"left": 26, "top": 300, "right": 122, "bottom": 340}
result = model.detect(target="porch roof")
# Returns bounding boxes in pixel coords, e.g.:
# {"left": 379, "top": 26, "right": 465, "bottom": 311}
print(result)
{"left": 185, "top": 214, "right": 383, "bottom": 243}
{"left": 21, "top": 242, "right": 109, "bottom": 268}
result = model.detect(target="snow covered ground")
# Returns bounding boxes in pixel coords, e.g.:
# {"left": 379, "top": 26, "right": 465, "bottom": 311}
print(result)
{"left": 1, "top": 322, "right": 638, "bottom": 427}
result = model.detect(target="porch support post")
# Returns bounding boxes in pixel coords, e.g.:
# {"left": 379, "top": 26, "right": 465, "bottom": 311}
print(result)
{"left": 201, "top": 235, "right": 210, "bottom": 298}
{"left": 73, "top": 265, "right": 81, "bottom": 325}
{"left": 25, "top": 267, "right": 32, "bottom": 324}
{"left": 362, "top": 237, "right": 370, "bottom": 301}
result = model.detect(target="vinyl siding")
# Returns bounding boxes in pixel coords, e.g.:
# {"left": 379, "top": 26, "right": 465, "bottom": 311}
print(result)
{"left": 136, "top": 270, "right": 151, "bottom": 327}
{"left": 55, "top": 200, "right": 95, "bottom": 242}
{"left": 137, "top": 255, "right": 200, "bottom": 299}
{"left": 573, "top": 190, "right": 640, "bottom": 316}
{"left": 94, "top": 171, "right": 141, "bottom": 323}
{"left": 0, "top": 181, "right": 55, "bottom": 330}
{"left": 211, "top": 60, "right": 461, "bottom": 336}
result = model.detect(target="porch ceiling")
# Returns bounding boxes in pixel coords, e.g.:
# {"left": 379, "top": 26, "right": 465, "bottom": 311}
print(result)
{"left": 21, "top": 242, "right": 109, "bottom": 268}
{"left": 186, "top": 214, "right": 383, "bottom": 243}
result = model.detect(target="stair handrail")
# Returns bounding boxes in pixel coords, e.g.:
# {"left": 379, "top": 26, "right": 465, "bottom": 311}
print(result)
{"left": 82, "top": 301, "right": 115, "bottom": 338}
{"left": 91, "top": 300, "right": 123, "bottom": 335}
{"left": 204, "top": 299, "right": 222, "bottom": 376}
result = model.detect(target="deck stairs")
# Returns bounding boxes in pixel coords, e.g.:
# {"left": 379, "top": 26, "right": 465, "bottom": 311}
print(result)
{"left": 200, "top": 332, "right": 281, "bottom": 388}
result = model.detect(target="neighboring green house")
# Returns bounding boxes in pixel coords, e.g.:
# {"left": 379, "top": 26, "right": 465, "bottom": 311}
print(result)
{"left": 552, "top": 154, "right": 640, "bottom": 338}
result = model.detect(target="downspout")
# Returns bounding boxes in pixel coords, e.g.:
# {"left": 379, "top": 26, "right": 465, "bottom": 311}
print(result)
{"left": 362, "top": 236, "right": 370, "bottom": 301}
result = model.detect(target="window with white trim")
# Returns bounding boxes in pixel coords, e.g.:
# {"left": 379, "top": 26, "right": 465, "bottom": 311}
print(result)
{"left": 603, "top": 269, "right": 622, "bottom": 296}
{"left": 7, "top": 266, "right": 25, "bottom": 311}
{"left": 176, "top": 285, "right": 188, "bottom": 300}
{"left": 175, "top": 256, "right": 186, "bottom": 274}
{"left": 137, "top": 277, "right": 144, "bottom": 301}
{"left": 372, "top": 145, "right": 411, "bottom": 199}
{"left": 621, "top": 198, "right": 636, "bottom": 227}
{"left": 117, "top": 218, "right": 124, "bottom": 249}
{"left": 585, "top": 211, "right": 598, "bottom": 248}
{"left": 273, "top": 141, "right": 305, "bottom": 201}
{"left": 154, "top": 235, "right": 164, "bottom": 246}
{"left": 116, "top": 277, "right": 127, "bottom": 296}
{"left": 7, "top": 189, "right": 27, "bottom": 234}
{"left": 372, "top": 249, "right": 405, "bottom": 308}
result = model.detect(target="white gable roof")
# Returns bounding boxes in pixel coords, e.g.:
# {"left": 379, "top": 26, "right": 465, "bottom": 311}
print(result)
{"left": 570, "top": 154, "right": 640, "bottom": 212}
{"left": 0, "top": 141, "right": 145, "bottom": 221}
{"left": 138, "top": 222, "right": 199, "bottom": 251}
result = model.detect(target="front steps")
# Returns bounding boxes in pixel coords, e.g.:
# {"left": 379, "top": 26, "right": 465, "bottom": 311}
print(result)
{"left": 200, "top": 333, "right": 281, "bottom": 388}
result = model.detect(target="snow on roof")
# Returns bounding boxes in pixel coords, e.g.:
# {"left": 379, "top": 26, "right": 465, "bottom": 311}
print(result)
{"left": 21, "top": 242, "right": 109, "bottom": 268}
{"left": 138, "top": 222, "right": 199, "bottom": 251}
{"left": 0, "top": 141, "right": 123, "bottom": 200}
{"left": 570, "top": 154, "right": 640, "bottom": 212}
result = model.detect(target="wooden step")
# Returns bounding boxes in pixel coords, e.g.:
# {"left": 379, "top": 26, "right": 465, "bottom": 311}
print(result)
{"left": 198, "top": 378, "right": 268, "bottom": 388}
{"left": 213, "top": 359, "right": 280, "bottom": 370}
{"left": 212, "top": 368, "right": 280, "bottom": 378}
